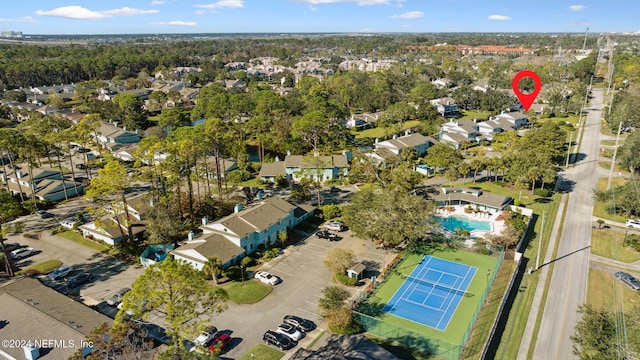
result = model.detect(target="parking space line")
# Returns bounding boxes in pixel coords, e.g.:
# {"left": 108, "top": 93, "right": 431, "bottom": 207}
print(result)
{"left": 296, "top": 308, "right": 318, "bottom": 317}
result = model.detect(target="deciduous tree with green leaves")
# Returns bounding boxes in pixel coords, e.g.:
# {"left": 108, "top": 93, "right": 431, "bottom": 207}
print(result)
{"left": 115, "top": 258, "right": 228, "bottom": 355}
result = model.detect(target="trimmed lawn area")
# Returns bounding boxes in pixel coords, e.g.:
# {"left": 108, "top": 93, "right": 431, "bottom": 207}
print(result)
{"left": 56, "top": 230, "right": 126, "bottom": 258}
{"left": 238, "top": 344, "right": 283, "bottom": 360}
{"left": 359, "top": 249, "right": 499, "bottom": 349}
{"left": 16, "top": 259, "right": 63, "bottom": 275}
{"left": 238, "top": 177, "right": 268, "bottom": 188}
{"left": 220, "top": 279, "right": 272, "bottom": 304}
{"left": 593, "top": 178, "right": 629, "bottom": 223}
{"left": 587, "top": 268, "right": 640, "bottom": 313}
{"left": 540, "top": 114, "right": 580, "bottom": 126}
{"left": 353, "top": 120, "right": 421, "bottom": 140}
{"left": 591, "top": 229, "right": 640, "bottom": 263}
{"left": 601, "top": 139, "right": 624, "bottom": 146}
{"left": 598, "top": 161, "right": 630, "bottom": 175}
{"left": 457, "top": 110, "right": 491, "bottom": 121}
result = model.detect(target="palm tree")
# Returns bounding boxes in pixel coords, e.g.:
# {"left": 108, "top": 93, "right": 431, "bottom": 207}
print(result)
{"left": 203, "top": 257, "right": 223, "bottom": 285}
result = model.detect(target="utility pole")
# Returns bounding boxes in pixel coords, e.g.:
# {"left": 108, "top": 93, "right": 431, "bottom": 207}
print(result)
{"left": 607, "top": 121, "right": 623, "bottom": 191}
{"left": 536, "top": 211, "right": 545, "bottom": 270}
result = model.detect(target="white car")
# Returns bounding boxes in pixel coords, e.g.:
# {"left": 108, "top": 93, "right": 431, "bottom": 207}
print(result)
{"left": 276, "top": 323, "right": 303, "bottom": 341}
{"left": 627, "top": 219, "right": 640, "bottom": 229}
{"left": 193, "top": 326, "right": 218, "bottom": 346}
{"left": 10, "top": 247, "right": 35, "bottom": 260}
{"left": 325, "top": 220, "right": 346, "bottom": 232}
{"left": 49, "top": 265, "right": 72, "bottom": 280}
{"left": 254, "top": 271, "right": 280, "bottom": 285}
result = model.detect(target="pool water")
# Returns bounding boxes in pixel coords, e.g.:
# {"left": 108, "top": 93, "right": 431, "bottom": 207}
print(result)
{"left": 436, "top": 215, "right": 491, "bottom": 232}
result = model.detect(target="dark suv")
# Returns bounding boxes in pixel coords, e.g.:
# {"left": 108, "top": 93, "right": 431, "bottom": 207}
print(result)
{"left": 263, "top": 330, "right": 295, "bottom": 350}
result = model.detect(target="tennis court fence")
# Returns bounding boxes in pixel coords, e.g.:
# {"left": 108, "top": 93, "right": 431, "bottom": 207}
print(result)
{"left": 355, "top": 245, "right": 504, "bottom": 360}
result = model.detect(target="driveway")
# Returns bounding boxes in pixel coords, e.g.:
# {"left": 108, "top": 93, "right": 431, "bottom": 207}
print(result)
{"left": 208, "top": 229, "right": 390, "bottom": 359}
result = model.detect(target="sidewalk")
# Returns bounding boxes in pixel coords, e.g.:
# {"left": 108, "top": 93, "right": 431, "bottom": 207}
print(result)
{"left": 517, "top": 193, "right": 567, "bottom": 360}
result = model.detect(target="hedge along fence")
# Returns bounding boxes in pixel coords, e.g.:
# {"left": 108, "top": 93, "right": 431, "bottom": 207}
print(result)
{"left": 480, "top": 207, "right": 536, "bottom": 359}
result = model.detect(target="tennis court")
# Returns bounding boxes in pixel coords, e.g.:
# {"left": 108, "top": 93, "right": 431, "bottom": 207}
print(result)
{"left": 382, "top": 256, "right": 477, "bottom": 331}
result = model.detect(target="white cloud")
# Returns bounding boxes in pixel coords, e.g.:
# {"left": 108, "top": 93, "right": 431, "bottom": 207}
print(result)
{"left": 401, "top": 24, "right": 410, "bottom": 28}
{"left": 35, "top": 6, "right": 109, "bottom": 19}
{"left": 35, "top": 6, "right": 158, "bottom": 19}
{"left": 309, "top": 5, "right": 318, "bottom": 11}
{"left": 152, "top": 20, "right": 198, "bottom": 26}
{"left": 391, "top": 11, "right": 423, "bottom": 19}
{"left": 0, "top": 16, "right": 34, "bottom": 23}
{"left": 102, "top": 7, "right": 159, "bottom": 16}
{"left": 150, "top": 0, "right": 166, "bottom": 5}
{"left": 569, "top": 5, "right": 587, "bottom": 11}
{"left": 196, "top": 0, "right": 244, "bottom": 10}
{"left": 293, "top": 0, "right": 405, "bottom": 6}
{"left": 195, "top": 9, "right": 206, "bottom": 15}
{"left": 488, "top": 14, "right": 511, "bottom": 21}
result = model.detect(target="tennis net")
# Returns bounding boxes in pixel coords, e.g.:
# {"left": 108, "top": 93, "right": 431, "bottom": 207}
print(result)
{"left": 400, "top": 273, "right": 468, "bottom": 297}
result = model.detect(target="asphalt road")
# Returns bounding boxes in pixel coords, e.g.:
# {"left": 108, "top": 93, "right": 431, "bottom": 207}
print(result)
{"left": 533, "top": 89, "right": 604, "bottom": 359}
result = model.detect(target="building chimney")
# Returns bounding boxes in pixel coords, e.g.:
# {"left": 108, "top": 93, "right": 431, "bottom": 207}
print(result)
{"left": 188, "top": 231, "right": 195, "bottom": 241}
{"left": 287, "top": 150, "right": 291, "bottom": 156}
{"left": 234, "top": 204, "right": 243, "bottom": 213}
{"left": 392, "top": 134, "right": 397, "bottom": 140}
{"left": 473, "top": 118, "right": 478, "bottom": 123}
{"left": 374, "top": 138, "right": 379, "bottom": 143}
{"left": 113, "top": 121, "right": 119, "bottom": 127}
{"left": 275, "top": 156, "right": 279, "bottom": 162}
{"left": 202, "top": 216, "right": 209, "bottom": 225}
{"left": 16, "top": 170, "right": 22, "bottom": 179}
{"left": 404, "top": 129, "right": 410, "bottom": 136}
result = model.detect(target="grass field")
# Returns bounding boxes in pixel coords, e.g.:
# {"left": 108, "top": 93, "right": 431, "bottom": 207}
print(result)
{"left": 600, "top": 139, "right": 624, "bottom": 146}
{"left": 591, "top": 229, "right": 640, "bottom": 263}
{"left": 220, "top": 279, "right": 273, "bottom": 304}
{"left": 359, "top": 248, "right": 499, "bottom": 353}
{"left": 587, "top": 268, "right": 640, "bottom": 313}
{"left": 593, "top": 178, "right": 629, "bottom": 223}
{"left": 238, "top": 344, "right": 283, "bottom": 360}
{"left": 457, "top": 110, "right": 491, "bottom": 121}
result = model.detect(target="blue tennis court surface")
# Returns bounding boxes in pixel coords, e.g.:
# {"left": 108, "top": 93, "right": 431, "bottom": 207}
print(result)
{"left": 383, "top": 256, "right": 477, "bottom": 331}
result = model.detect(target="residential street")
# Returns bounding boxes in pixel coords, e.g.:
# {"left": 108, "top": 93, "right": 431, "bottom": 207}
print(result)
{"left": 532, "top": 89, "right": 604, "bottom": 359}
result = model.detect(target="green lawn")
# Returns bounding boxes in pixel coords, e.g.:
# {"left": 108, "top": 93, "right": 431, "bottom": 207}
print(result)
{"left": 587, "top": 268, "right": 640, "bottom": 313}
{"left": 353, "top": 120, "right": 421, "bottom": 140}
{"left": 598, "top": 161, "right": 629, "bottom": 175}
{"left": 360, "top": 249, "right": 499, "bottom": 348}
{"left": 16, "top": 259, "right": 63, "bottom": 275}
{"left": 591, "top": 229, "right": 640, "bottom": 263}
{"left": 593, "top": 178, "right": 629, "bottom": 223}
{"left": 220, "top": 279, "right": 273, "bottom": 304}
{"left": 540, "top": 114, "right": 580, "bottom": 126}
{"left": 600, "top": 139, "right": 624, "bottom": 146}
{"left": 457, "top": 110, "right": 491, "bottom": 121}
{"left": 56, "top": 230, "right": 124, "bottom": 257}
{"left": 238, "top": 344, "right": 283, "bottom": 360}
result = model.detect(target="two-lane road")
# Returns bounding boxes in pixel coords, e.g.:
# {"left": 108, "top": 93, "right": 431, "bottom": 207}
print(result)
{"left": 533, "top": 89, "right": 604, "bottom": 359}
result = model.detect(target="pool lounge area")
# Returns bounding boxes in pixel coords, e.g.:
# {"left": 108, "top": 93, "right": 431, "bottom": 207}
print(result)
{"left": 435, "top": 206, "right": 505, "bottom": 238}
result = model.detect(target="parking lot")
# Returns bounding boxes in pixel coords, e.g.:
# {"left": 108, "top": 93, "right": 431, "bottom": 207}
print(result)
{"left": 2, "top": 190, "right": 391, "bottom": 358}
{"left": 209, "top": 228, "right": 390, "bottom": 358}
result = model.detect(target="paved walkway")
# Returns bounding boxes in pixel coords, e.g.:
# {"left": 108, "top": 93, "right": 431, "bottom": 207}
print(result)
{"left": 517, "top": 193, "right": 567, "bottom": 360}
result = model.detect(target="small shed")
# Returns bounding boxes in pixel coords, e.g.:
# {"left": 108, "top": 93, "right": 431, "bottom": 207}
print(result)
{"left": 346, "top": 263, "right": 366, "bottom": 280}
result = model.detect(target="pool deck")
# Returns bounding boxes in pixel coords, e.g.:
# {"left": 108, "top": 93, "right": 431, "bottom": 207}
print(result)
{"left": 435, "top": 206, "right": 506, "bottom": 237}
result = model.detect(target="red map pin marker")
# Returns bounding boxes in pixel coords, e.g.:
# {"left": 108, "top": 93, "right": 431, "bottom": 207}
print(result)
{"left": 512, "top": 70, "right": 542, "bottom": 112}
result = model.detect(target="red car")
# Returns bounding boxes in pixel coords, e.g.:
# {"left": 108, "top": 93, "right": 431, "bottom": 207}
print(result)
{"left": 208, "top": 333, "right": 231, "bottom": 354}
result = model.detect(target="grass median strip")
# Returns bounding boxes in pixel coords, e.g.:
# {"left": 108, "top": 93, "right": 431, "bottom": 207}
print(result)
{"left": 219, "top": 279, "right": 273, "bottom": 304}
{"left": 15, "top": 259, "right": 63, "bottom": 275}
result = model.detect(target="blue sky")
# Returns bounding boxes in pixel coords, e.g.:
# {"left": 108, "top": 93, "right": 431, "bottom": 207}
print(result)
{"left": 0, "top": 0, "right": 637, "bottom": 35}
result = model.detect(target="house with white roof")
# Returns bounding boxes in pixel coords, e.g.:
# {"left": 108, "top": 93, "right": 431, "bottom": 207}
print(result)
{"left": 283, "top": 154, "right": 349, "bottom": 183}
{"left": 430, "top": 97, "right": 459, "bottom": 116}
{"left": 1, "top": 167, "right": 83, "bottom": 202}
{"left": 374, "top": 132, "right": 438, "bottom": 157}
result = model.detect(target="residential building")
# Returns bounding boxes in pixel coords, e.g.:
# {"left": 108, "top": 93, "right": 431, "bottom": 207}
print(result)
{"left": 94, "top": 122, "right": 141, "bottom": 152}
{"left": 0, "top": 277, "right": 111, "bottom": 359}
{"left": 374, "top": 132, "right": 438, "bottom": 157}
{"left": 195, "top": 157, "right": 238, "bottom": 180}
{"left": 430, "top": 97, "right": 459, "bottom": 116}
{"left": 344, "top": 113, "right": 380, "bottom": 131}
{"left": 258, "top": 161, "right": 286, "bottom": 183}
{"left": 284, "top": 154, "right": 349, "bottom": 183}
{"left": 439, "top": 119, "right": 483, "bottom": 148}
{"left": 172, "top": 198, "right": 314, "bottom": 270}
{"left": 493, "top": 111, "right": 530, "bottom": 129}
{"left": 1, "top": 167, "right": 83, "bottom": 201}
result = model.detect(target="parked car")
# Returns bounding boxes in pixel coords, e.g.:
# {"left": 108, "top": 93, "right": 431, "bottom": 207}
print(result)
{"left": 10, "top": 247, "right": 36, "bottom": 260}
{"left": 75, "top": 163, "right": 86, "bottom": 170}
{"left": 67, "top": 272, "right": 94, "bottom": 288}
{"left": 627, "top": 219, "right": 640, "bottom": 229}
{"left": 255, "top": 271, "right": 280, "bottom": 285}
{"left": 208, "top": 333, "right": 231, "bottom": 354}
{"left": 2, "top": 242, "right": 23, "bottom": 253}
{"left": 276, "top": 323, "right": 303, "bottom": 341}
{"left": 615, "top": 271, "right": 640, "bottom": 290}
{"left": 194, "top": 326, "right": 218, "bottom": 346}
{"left": 283, "top": 315, "right": 316, "bottom": 332}
{"left": 263, "top": 330, "right": 295, "bottom": 350}
{"left": 316, "top": 230, "right": 338, "bottom": 241}
{"left": 106, "top": 287, "right": 131, "bottom": 306}
{"left": 76, "top": 147, "right": 91, "bottom": 153}
{"left": 324, "top": 220, "right": 346, "bottom": 232}
{"left": 35, "top": 210, "right": 54, "bottom": 219}
{"left": 49, "top": 265, "right": 73, "bottom": 280}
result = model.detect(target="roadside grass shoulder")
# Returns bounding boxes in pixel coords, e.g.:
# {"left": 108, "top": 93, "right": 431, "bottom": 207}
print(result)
{"left": 591, "top": 228, "right": 640, "bottom": 263}
{"left": 15, "top": 259, "right": 63, "bottom": 275}
{"left": 593, "top": 178, "right": 629, "bottom": 223}
{"left": 587, "top": 268, "right": 640, "bottom": 313}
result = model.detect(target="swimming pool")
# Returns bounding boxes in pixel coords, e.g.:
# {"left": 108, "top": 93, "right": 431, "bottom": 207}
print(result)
{"left": 436, "top": 215, "right": 491, "bottom": 232}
